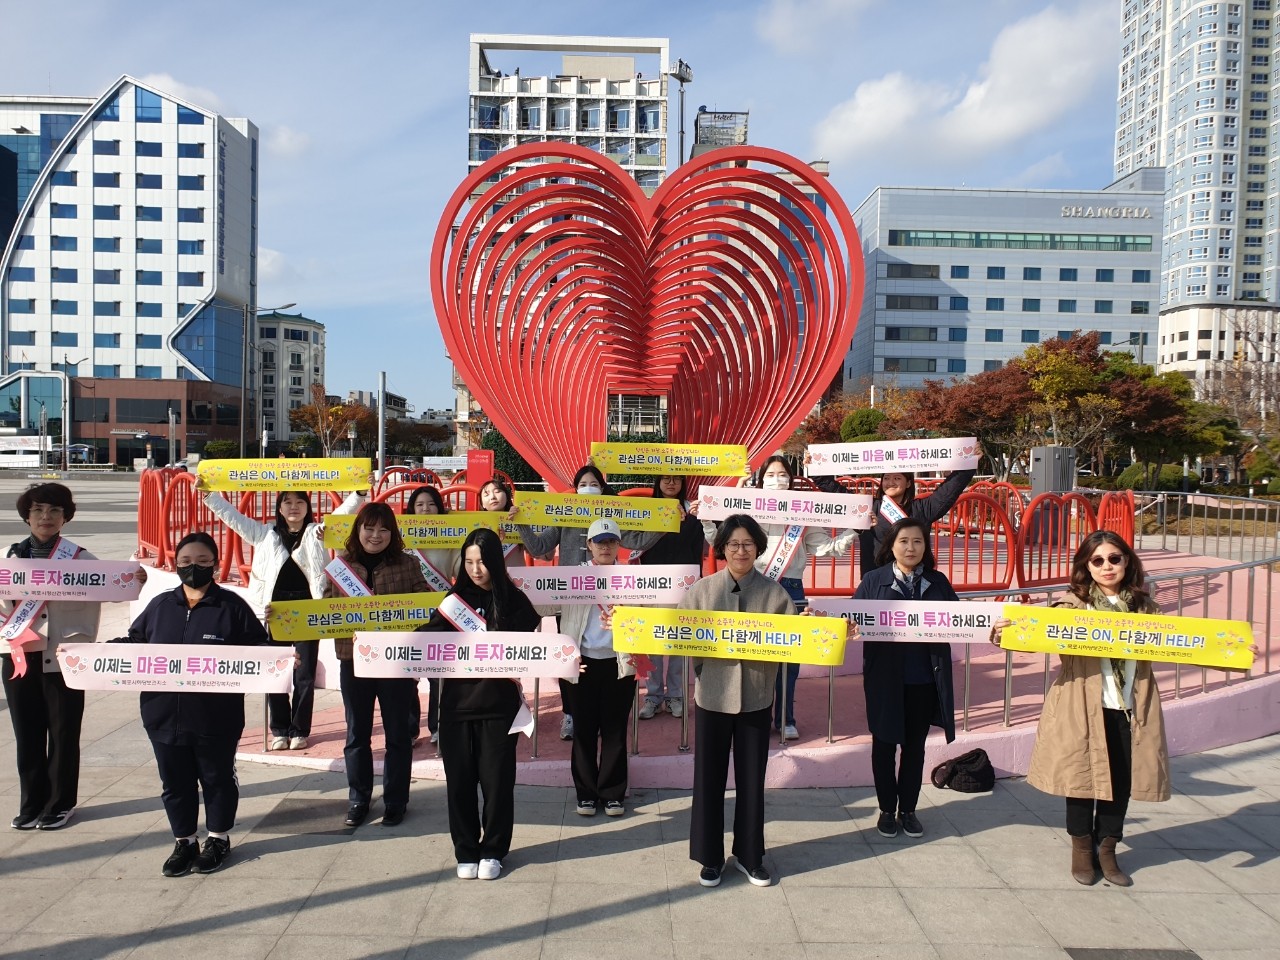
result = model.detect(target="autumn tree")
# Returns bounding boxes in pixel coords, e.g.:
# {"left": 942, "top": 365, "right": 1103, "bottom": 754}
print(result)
{"left": 288, "top": 384, "right": 365, "bottom": 457}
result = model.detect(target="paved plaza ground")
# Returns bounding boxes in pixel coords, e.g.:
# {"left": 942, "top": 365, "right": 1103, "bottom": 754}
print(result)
{"left": 2, "top": 476, "right": 1279, "bottom": 958}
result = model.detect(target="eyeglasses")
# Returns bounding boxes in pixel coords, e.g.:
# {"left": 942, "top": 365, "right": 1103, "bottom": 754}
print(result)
{"left": 1089, "top": 554, "right": 1125, "bottom": 568}
{"left": 724, "top": 541, "right": 757, "bottom": 553}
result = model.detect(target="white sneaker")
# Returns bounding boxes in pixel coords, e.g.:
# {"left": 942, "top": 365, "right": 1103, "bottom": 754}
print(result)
{"left": 456, "top": 862, "right": 479, "bottom": 879}
{"left": 638, "top": 698, "right": 659, "bottom": 720}
{"left": 478, "top": 858, "right": 502, "bottom": 880}
{"left": 289, "top": 736, "right": 308, "bottom": 750}
{"left": 560, "top": 716, "right": 574, "bottom": 741}
{"left": 270, "top": 736, "right": 288, "bottom": 750}
{"left": 667, "top": 699, "right": 684, "bottom": 719}
{"left": 783, "top": 724, "right": 799, "bottom": 741}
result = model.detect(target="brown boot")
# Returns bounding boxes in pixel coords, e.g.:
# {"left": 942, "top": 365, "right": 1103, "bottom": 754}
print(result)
{"left": 1097, "top": 836, "right": 1132, "bottom": 886}
{"left": 1070, "top": 834, "right": 1099, "bottom": 885}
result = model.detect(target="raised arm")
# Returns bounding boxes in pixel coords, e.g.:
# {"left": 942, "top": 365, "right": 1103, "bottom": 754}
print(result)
{"left": 201, "top": 490, "right": 274, "bottom": 546}
{"left": 913, "top": 469, "right": 977, "bottom": 526}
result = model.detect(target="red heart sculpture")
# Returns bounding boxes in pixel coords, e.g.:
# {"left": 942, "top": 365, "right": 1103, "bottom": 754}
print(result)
{"left": 432, "top": 144, "right": 863, "bottom": 489}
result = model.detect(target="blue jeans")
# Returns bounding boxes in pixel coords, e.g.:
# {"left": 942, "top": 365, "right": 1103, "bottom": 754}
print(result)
{"left": 644, "top": 655, "right": 685, "bottom": 702}
{"left": 774, "top": 578, "right": 805, "bottom": 727}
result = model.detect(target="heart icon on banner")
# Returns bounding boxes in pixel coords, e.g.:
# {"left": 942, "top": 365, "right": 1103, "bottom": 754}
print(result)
{"left": 432, "top": 144, "right": 863, "bottom": 490}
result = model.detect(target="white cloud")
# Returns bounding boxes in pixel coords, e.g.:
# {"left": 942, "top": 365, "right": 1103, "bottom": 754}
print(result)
{"left": 264, "top": 125, "right": 312, "bottom": 159}
{"left": 135, "top": 72, "right": 225, "bottom": 114}
{"left": 755, "top": 0, "right": 877, "bottom": 55}
{"left": 258, "top": 247, "right": 302, "bottom": 288}
{"left": 814, "top": 1, "right": 1116, "bottom": 165}
{"left": 1005, "top": 152, "right": 1073, "bottom": 187}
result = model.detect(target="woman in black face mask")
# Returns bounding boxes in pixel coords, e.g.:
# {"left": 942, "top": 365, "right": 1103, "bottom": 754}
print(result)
{"left": 117, "top": 532, "right": 269, "bottom": 878}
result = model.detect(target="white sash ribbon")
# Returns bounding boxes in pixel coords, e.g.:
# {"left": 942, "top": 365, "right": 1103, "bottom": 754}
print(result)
{"left": 878, "top": 496, "right": 907, "bottom": 525}
{"left": 761, "top": 524, "right": 804, "bottom": 582}
{"left": 2, "top": 538, "right": 81, "bottom": 677}
{"left": 324, "top": 557, "right": 373, "bottom": 597}
{"left": 412, "top": 551, "right": 454, "bottom": 592}
{"left": 437, "top": 592, "right": 535, "bottom": 737}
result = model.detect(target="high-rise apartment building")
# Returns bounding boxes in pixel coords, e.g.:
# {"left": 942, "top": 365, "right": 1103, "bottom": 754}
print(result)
{"left": 0, "top": 75, "right": 259, "bottom": 464}
{"left": 258, "top": 310, "right": 325, "bottom": 452}
{"left": 0, "top": 96, "right": 95, "bottom": 252}
{"left": 1115, "top": 0, "right": 1280, "bottom": 385}
{"left": 455, "top": 35, "right": 673, "bottom": 449}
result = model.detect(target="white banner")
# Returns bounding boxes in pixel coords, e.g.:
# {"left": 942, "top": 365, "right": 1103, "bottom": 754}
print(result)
{"left": 57, "top": 642, "right": 292, "bottom": 692}
{"left": 804, "top": 598, "right": 1004, "bottom": 644}
{"left": 350, "top": 630, "right": 580, "bottom": 679}
{"left": 507, "top": 564, "right": 700, "bottom": 605}
{"left": 807, "top": 437, "right": 980, "bottom": 476}
{"left": 697, "top": 485, "right": 873, "bottom": 529}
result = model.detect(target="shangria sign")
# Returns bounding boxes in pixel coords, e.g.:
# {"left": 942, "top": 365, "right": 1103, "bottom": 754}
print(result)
{"left": 1060, "top": 206, "right": 1154, "bottom": 219}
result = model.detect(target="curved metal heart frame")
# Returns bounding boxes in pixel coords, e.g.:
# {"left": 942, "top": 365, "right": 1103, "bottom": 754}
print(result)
{"left": 431, "top": 143, "right": 864, "bottom": 490}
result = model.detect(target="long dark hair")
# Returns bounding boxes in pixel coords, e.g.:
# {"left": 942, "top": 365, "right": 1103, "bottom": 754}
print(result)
{"left": 753, "top": 454, "right": 794, "bottom": 489}
{"left": 407, "top": 485, "right": 448, "bottom": 515}
{"left": 874, "top": 516, "right": 936, "bottom": 571}
{"left": 876, "top": 471, "right": 917, "bottom": 510}
{"left": 650, "top": 475, "right": 687, "bottom": 500}
{"left": 343, "top": 502, "right": 405, "bottom": 564}
{"left": 479, "top": 478, "right": 513, "bottom": 511}
{"left": 453, "top": 528, "right": 522, "bottom": 627}
{"left": 1069, "top": 530, "right": 1149, "bottom": 610}
{"left": 273, "top": 491, "right": 315, "bottom": 540}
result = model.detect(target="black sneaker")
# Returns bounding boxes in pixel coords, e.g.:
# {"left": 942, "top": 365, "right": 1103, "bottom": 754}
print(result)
{"left": 698, "top": 864, "right": 722, "bottom": 887}
{"left": 735, "top": 860, "right": 772, "bottom": 887}
{"left": 162, "top": 840, "right": 199, "bottom": 877}
{"left": 36, "top": 810, "right": 73, "bottom": 830}
{"left": 604, "top": 801, "right": 625, "bottom": 817}
{"left": 10, "top": 813, "right": 39, "bottom": 830}
{"left": 876, "top": 811, "right": 898, "bottom": 838}
{"left": 381, "top": 806, "right": 405, "bottom": 827}
{"left": 344, "top": 802, "right": 369, "bottom": 827}
{"left": 576, "top": 800, "right": 597, "bottom": 817}
{"left": 193, "top": 836, "right": 231, "bottom": 874}
{"left": 899, "top": 810, "right": 924, "bottom": 838}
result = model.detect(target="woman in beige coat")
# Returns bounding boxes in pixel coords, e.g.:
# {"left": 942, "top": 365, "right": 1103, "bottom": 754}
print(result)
{"left": 994, "top": 530, "right": 1169, "bottom": 887}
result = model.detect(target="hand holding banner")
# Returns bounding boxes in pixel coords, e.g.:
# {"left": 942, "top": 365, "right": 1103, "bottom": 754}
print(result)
{"left": 698, "top": 485, "right": 873, "bottom": 529}
{"left": 998, "top": 603, "right": 1255, "bottom": 671}
{"left": 57, "top": 642, "right": 292, "bottom": 693}
{"left": 198, "top": 458, "right": 371, "bottom": 491}
{"left": 267, "top": 593, "right": 446, "bottom": 641}
{"left": 589, "top": 442, "right": 749, "bottom": 477}
{"left": 806, "top": 598, "right": 1004, "bottom": 644}
{"left": 807, "top": 437, "right": 980, "bottom": 476}
{"left": 324, "top": 512, "right": 501, "bottom": 549}
{"left": 350, "top": 630, "right": 580, "bottom": 679}
{"left": 512, "top": 492, "right": 680, "bottom": 532}
{"left": 612, "top": 606, "right": 848, "bottom": 666}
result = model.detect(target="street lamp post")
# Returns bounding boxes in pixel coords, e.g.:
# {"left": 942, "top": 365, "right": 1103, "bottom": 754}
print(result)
{"left": 347, "top": 422, "right": 357, "bottom": 459}
{"left": 240, "top": 301, "right": 296, "bottom": 456}
{"left": 61, "top": 353, "right": 87, "bottom": 470}
{"left": 666, "top": 59, "right": 693, "bottom": 166}
{"left": 1114, "top": 333, "right": 1147, "bottom": 367}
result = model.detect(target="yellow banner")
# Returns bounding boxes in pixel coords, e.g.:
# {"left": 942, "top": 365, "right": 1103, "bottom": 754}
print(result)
{"left": 511, "top": 492, "right": 680, "bottom": 532}
{"left": 590, "top": 442, "right": 750, "bottom": 477}
{"left": 612, "top": 606, "right": 848, "bottom": 666}
{"left": 267, "top": 592, "right": 446, "bottom": 641}
{"left": 999, "top": 603, "right": 1255, "bottom": 671}
{"left": 198, "top": 458, "right": 370, "bottom": 491}
{"left": 324, "top": 512, "right": 501, "bottom": 549}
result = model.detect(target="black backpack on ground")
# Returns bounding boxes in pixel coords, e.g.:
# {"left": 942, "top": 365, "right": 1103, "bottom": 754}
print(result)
{"left": 930, "top": 748, "right": 995, "bottom": 793}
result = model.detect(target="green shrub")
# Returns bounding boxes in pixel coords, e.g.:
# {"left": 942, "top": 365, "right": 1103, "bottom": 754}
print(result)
{"left": 840, "top": 408, "right": 886, "bottom": 443}
{"left": 1114, "top": 463, "right": 1201, "bottom": 492}
{"left": 200, "top": 439, "right": 237, "bottom": 460}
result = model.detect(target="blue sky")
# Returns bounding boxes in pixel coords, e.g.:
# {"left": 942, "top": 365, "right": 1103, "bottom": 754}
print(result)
{"left": 1, "top": 0, "right": 1120, "bottom": 412}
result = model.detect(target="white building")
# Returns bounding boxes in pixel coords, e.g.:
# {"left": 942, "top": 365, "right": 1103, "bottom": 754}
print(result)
{"left": 256, "top": 310, "right": 324, "bottom": 451}
{"left": 455, "top": 35, "right": 674, "bottom": 449}
{"left": 1115, "top": 0, "right": 1280, "bottom": 384}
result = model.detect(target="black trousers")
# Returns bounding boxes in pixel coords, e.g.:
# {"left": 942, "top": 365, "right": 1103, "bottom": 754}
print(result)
{"left": 150, "top": 737, "right": 240, "bottom": 837}
{"left": 338, "top": 660, "right": 414, "bottom": 808}
{"left": 439, "top": 717, "right": 518, "bottom": 863}
{"left": 2, "top": 655, "right": 84, "bottom": 818}
{"left": 1065, "top": 707, "right": 1133, "bottom": 840}
{"left": 571, "top": 656, "right": 635, "bottom": 803}
{"left": 559, "top": 678, "right": 575, "bottom": 718}
{"left": 691, "top": 705, "right": 771, "bottom": 871}
{"left": 268, "top": 641, "right": 319, "bottom": 738}
{"left": 422, "top": 679, "right": 441, "bottom": 737}
{"left": 871, "top": 682, "right": 936, "bottom": 815}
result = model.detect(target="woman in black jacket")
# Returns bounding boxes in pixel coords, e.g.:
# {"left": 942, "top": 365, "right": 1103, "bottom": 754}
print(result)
{"left": 637, "top": 474, "right": 705, "bottom": 720}
{"left": 121, "top": 532, "right": 268, "bottom": 877}
{"left": 858, "top": 468, "right": 976, "bottom": 573}
{"left": 853, "top": 517, "right": 957, "bottom": 841}
{"left": 421, "top": 528, "right": 541, "bottom": 881}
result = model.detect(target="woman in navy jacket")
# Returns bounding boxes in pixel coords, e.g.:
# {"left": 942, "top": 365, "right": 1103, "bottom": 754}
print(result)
{"left": 121, "top": 532, "right": 268, "bottom": 878}
{"left": 854, "top": 516, "right": 956, "bottom": 841}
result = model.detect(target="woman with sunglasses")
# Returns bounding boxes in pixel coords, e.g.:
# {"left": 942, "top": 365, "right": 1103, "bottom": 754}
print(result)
{"left": 991, "top": 531, "right": 1169, "bottom": 887}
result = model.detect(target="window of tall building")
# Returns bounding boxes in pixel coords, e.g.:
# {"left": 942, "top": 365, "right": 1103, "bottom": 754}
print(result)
{"left": 93, "top": 237, "right": 119, "bottom": 252}
{"left": 1059, "top": 299, "right": 1078, "bottom": 312}
{"left": 885, "top": 295, "right": 939, "bottom": 310}
{"left": 93, "top": 140, "right": 120, "bottom": 156}
{"left": 136, "top": 334, "right": 163, "bottom": 348}
{"left": 136, "top": 303, "right": 163, "bottom": 318}
{"left": 93, "top": 305, "right": 120, "bottom": 320}
{"left": 1021, "top": 330, "right": 1040, "bottom": 343}
{"left": 136, "top": 238, "right": 162, "bottom": 254}
{"left": 51, "top": 203, "right": 78, "bottom": 219}
{"left": 884, "top": 326, "right": 937, "bottom": 341}
{"left": 1024, "top": 266, "right": 1041, "bottom": 281}
{"left": 93, "top": 269, "right": 119, "bottom": 284}
{"left": 136, "top": 87, "right": 163, "bottom": 123}
{"left": 1059, "top": 268, "right": 1078, "bottom": 281}
{"left": 9, "top": 330, "right": 36, "bottom": 345}
{"left": 136, "top": 173, "right": 162, "bottom": 190}
{"left": 949, "top": 328, "right": 967, "bottom": 342}
{"left": 1023, "top": 298, "right": 1041, "bottom": 312}
{"left": 950, "top": 265, "right": 969, "bottom": 278}
{"left": 983, "top": 360, "right": 1002, "bottom": 371}
{"left": 947, "top": 359, "right": 966, "bottom": 373}
{"left": 949, "top": 296, "right": 968, "bottom": 310}
{"left": 986, "top": 297, "right": 1004, "bottom": 311}
{"left": 136, "top": 141, "right": 162, "bottom": 157}
{"left": 986, "top": 266, "right": 1005, "bottom": 279}
{"left": 886, "top": 263, "right": 939, "bottom": 279}
{"left": 985, "top": 329, "right": 1004, "bottom": 343}
{"left": 1096, "top": 268, "right": 1115, "bottom": 282}
{"left": 1096, "top": 300, "right": 1114, "bottom": 313}
{"left": 177, "top": 142, "right": 204, "bottom": 158}
{"left": 177, "top": 105, "right": 204, "bottom": 125}
{"left": 883, "top": 357, "right": 936, "bottom": 373}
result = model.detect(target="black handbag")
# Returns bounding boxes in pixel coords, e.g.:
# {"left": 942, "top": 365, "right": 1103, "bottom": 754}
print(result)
{"left": 930, "top": 748, "right": 995, "bottom": 793}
